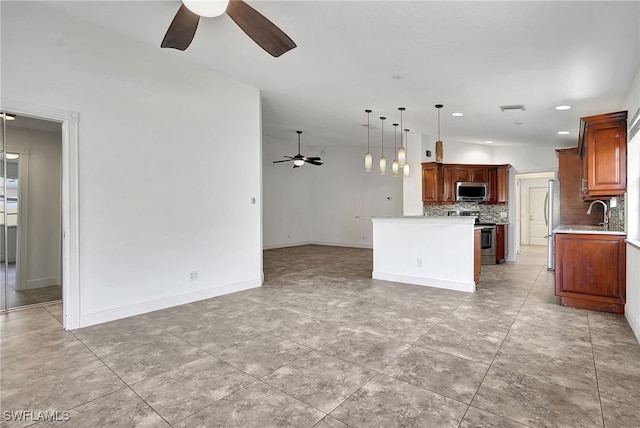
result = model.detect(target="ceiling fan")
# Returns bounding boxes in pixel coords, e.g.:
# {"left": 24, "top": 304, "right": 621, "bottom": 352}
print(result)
{"left": 161, "top": 0, "right": 297, "bottom": 57}
{"left": 273, "top": 131, "right": 323, "bottom": 168}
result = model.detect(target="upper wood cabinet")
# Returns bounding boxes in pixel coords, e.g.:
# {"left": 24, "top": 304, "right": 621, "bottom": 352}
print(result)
{"left": 578, "top": 111, "right": 627, "bottom": 199}
{"left": 422, "top": 162, "right": 510, "bottom": 204}
{"left": 422, "top": 163, "right": 442, "bottom": 203}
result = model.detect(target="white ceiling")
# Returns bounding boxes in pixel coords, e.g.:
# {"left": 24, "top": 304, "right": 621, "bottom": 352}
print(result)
{"left": 37, "top": 1, "right": 639, "bottom": 148}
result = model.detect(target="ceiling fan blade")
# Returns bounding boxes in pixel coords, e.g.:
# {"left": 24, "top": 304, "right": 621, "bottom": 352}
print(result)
{"left": 161, "top": 4, "right": 200, "bottom": 50}
{"left": 305, "top": 160, "right": 323, "bottom": 166}
{"left": 273, "top": 159, "right": 293, "bottom": 163}
{"left": 226, "top": 0, "right": 297, "bottom": 57}
{"left": 303, "top": 156, "right": 321, "bottom": 161}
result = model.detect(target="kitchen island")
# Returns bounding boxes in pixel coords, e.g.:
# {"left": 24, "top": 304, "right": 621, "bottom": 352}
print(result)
{"left": 371, "top": 216, "right": 478, "bottom": 292}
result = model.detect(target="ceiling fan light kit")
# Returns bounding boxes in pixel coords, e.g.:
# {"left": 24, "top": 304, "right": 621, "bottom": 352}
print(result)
{"left": 272, "top": 130, "right": 322, "bottom": 169}
{"left": 162, "top": 0, "right": 297, "bottom": 57}
{"left": 183, "top": 0, "right": 229, "bottom": 17}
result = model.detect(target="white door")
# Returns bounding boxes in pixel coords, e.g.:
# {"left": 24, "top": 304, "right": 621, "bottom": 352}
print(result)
{"left": 529, "top": 187, "right": 548, "bottom": 246}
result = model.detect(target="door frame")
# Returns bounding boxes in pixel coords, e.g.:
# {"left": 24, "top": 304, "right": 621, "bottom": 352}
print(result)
{"left": 515, "top": 172, "right": 555, "bottom": 248}
{"left": 1, "top": 99, "right": 80, "bottom": 330}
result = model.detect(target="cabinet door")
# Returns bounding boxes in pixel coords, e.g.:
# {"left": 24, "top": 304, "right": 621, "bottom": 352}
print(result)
{"left": 496, "top": 165, "right": 509, "bottom": 203}
{"left": 442, "top": 166, "right": 456, "bottom": 202}
{"left": 453, "top": 167, "right": 471, "bottom": 182}
{"left": 422, "top": 163, "right": 441, "bottom": 203}
{"left": 495, "top": 224, "right": 508, "bottom": 263}
{"left": 579, "top": 111, "right": 627, "bottom": 199}
{"left": 554, "top": 233, "right": 626, "bottom": 313}
{"left": 470, "top": 167, "right": 489, "bottom": 183}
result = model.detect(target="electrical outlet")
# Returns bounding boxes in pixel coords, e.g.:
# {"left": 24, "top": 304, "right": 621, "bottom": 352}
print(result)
{"left": 500, "top": 212, "right": 508, "bottom": 218}
{"left": 610, "top": 197, "right": 617, "bottom": 208}
{"left": 189, "top": 271, "right": 199, "bottom": 281}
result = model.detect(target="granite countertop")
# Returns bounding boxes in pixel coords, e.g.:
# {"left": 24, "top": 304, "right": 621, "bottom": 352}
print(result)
{"left": 553, "top": 225, "right": 626, "bottom": 236}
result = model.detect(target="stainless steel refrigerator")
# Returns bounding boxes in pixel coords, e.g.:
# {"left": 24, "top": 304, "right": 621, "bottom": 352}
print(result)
{"left": 545, "top": 179, "right": 561, "bottom": 270}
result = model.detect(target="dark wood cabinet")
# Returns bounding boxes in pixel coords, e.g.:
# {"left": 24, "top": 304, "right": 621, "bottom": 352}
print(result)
{"left": 554, "top": 233, "right": 626, "bottom": 314}
{"left": 422, "top": 162, "right": 510, "bottom": 204}
{"left": 422, "top": 163, "right": 442, "bottom": 203}
{"left": 474, "top": 228, "right": 481, "bottom": 284}
{"left": 578, "top": 111, "right": 627, "bottom": 199}
{"left": 557, "top": 147, "right": 598, "bottom": 225}
{"left": 495, "top": 224, "right": 508, "bottom": 263}
{"left": 496, "top": 165, "right": 509, "bottom": 204}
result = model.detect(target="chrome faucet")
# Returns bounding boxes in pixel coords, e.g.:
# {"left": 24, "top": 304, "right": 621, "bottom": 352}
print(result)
{"left": 587, "top": 200, "right": 608, "bottom": 229}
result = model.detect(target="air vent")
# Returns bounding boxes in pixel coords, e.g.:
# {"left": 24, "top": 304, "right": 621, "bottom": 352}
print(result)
{"left": 499, "top": 104, "right": 526, "bottom": 112}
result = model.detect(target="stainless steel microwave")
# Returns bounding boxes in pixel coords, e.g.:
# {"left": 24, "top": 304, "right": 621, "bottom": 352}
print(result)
{"left": 455, "top": 182, "right": 489, "bottom": 202}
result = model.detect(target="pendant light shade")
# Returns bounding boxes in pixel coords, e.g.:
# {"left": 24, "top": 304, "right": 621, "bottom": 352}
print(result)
{"left": 364, "top": 109, "right": 372, "bottom": 172}
{"left": 435, "top": 104, "right": 444, "bottom": 163}
{"left": 403, "top": 128, "right": 410, "bottom": 177}
{"left": 379, "top": 116, "right": 387, "bottom": 175}
{"left": 392, "top": 123, "right": 399, "bottom": 177}
{"left": 397, "top": 107, "right": 406, "bottom": 167}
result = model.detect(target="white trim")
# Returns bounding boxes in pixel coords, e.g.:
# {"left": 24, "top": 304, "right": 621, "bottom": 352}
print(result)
{"left": 372, "top": 270, "right": 475, "bottom": 293}
{"left": 0, "top": 99, "right": 80, "bottom": 330}
{"left": 24, "top": 276, "right": 59, "bottom": 290}
{"left": 263, "top": 241, "right": 373, "bottom": 250}
{"left": 78, "top": 280, "right": 261, "bottom": 329}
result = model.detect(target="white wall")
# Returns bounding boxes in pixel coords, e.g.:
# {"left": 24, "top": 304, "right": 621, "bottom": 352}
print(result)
{"left": 493, "top": 145, "right": 558, "bottom": 173}
{"left": 263, "top": 135, "right": 403, "bottom": 249}
{"left": 2, "top": 2, "right": 263, "bottom": 326}
{"left": 6, "top": 127, "right": 62, "bottom": 290}
{"left": 624, "top": 66, "right": 640, "bottom": 342}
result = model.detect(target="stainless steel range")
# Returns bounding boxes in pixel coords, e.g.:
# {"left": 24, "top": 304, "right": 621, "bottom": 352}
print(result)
{"left": 450, "top": 210, "right": 497, "bottom": 265}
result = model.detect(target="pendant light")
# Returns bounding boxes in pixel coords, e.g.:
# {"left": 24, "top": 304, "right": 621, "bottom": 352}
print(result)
{"left": 379, "top": 116, "right": 387, "bottom": 175}
{"left": 397, "top": 107, "right": 406, "bottom": 167}
{"left": 435, "top": 104, "right": 444, "bottom": 163}
{"left": 403, "top": 128, "right": 410, "bottom": 177}
{"left": 392, "top": 123, "right": 399, "bottom": 177}
{"left": 364, "top": 109, "right": 373, "bottom": 172}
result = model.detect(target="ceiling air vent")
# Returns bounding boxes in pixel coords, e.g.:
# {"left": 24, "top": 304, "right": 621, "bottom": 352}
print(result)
{"left": 499, "top": 104, "right": 526, "bottom": 112}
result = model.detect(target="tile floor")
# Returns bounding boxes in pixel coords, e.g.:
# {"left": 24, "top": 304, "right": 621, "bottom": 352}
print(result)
{"left": 1, "top": 245, "right": 639, "bottom": 427}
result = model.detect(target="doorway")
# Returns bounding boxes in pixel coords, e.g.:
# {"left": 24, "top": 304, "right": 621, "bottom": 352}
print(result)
{"left": 516, "top": 172, "right": 555, "bottom": 248}
{"left": 1, "top": 113, "right": 62, "bottom": 310}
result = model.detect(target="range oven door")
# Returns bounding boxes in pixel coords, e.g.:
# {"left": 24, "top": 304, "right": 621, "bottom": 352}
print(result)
{"left": 480, "top": 226, "right": 496, "bottom": 264}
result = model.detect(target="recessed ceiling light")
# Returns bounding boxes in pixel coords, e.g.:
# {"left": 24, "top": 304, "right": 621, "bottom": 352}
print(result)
{"left": 485, "top": 140, "right": 494, "bottom": 144}
{"left": 555, "top": 105, "right": 572, "bottom": 110}
{"left": 6, "top": 154, "right": 19, "bottom": 159}
{"left": 451, "top": 112, "right": 463, "bottom": 117}
{"left": 557, "top": 131, "right": 570, "bottom": 135}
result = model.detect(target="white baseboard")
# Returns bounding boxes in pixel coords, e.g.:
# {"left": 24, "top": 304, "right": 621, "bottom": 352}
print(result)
{"left": 77, "top": 279, "right": 261, "bottom": 329}
{"left": 626, "top": 309, "right": 640, "bottom": 344}
{"left": 263, "top": 241, "right": 373, "bottom": 250}
{"left": 21, "top": 276, "right": 60, "bottom": 290}
{"left": 372, "top": 270, "right": 475, "bottom": 293}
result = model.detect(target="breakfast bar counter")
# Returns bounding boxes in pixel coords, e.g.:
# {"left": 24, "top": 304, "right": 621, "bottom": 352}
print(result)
{"left": 371, "top": 216, "right": 477, "bottom": 292}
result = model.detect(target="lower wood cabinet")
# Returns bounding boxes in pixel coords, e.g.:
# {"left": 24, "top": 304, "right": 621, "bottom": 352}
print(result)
{"left": 474, "top": 228, "right": 481, "bottom": 285}
{"left": 554, "top": 233, "right": 626, "bottom": 314}
{"left": 495, "top": 224, "right": 508, "bottom": 263}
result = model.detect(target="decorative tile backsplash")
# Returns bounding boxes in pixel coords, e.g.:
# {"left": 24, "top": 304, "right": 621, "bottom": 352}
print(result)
{"left": 423, "top": 202, "right": 510, "bottom": 224}
{"left": 607, "top": 194, "right": 625, "bottom": 231}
